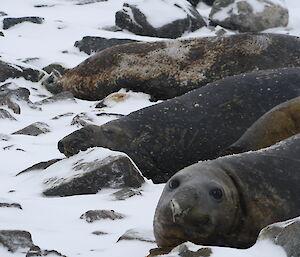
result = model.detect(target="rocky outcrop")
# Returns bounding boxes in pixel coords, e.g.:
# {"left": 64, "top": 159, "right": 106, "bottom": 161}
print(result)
{"left": 3, "top": 16, "right": 44, "bottom": 30}
{"left": 115, "top": 0, "right": 206, "bottom": 38}
{"left": 12, "top": 122, "right": 51, "bottom": 136}
{"left": 209, "top": 0, "right": 289, "bottom": 32}
{"left": 0, "top": 230, "right": 34, "bottom": 253}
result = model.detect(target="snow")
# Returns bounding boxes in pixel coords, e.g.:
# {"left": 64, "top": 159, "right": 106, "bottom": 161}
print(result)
{"left": 0, "top": 0, "right": 299, "bottom": 256}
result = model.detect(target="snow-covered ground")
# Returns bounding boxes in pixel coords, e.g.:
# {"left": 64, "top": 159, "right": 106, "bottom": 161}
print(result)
{"left": 0, "top": 0, "right": 300, "bottom": 256}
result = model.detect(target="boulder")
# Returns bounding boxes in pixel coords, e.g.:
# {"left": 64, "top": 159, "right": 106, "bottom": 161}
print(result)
{"left": 117, "top": 229, "right": 155, "bottom": 243}
{"left": 3, "top": 16, "right": 44, "bottom": 30}
{"left": 12, "top": 122, "right": 51, "bottom": 136}
{"left": 42, "top": 150, "right": 145, "bottom": 197}
{"left": 209, "top": 0, "right": 289, "bottom": 32}
{"left": 0, "top": 230, "right": 34, "bottom": 253}
{"left": 0, "top": 60, "right": 43, "bottom": 82}
{"left": 115, "top": 0, "right": 206, "bottom": 39}
{"left": 74, "top": 36, "right": 139, "bottom": 55}
{"left": 258, "top": 217, "right": 300, "bottom": 257}
{"left": 80, "top": 209, "right": 125, "bottom": 223}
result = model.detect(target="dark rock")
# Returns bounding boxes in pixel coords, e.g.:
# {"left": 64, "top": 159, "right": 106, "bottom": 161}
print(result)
{"left": 0, "top": 11, "right": 7, "bottom": 16}
{"left": 0, "top": 83, "right": 35, "bottom": 114}
{"left": 35, "top": 92, "right": 76, "bottom": 105}
{"left": 209, "top": 0, "right": 289, "bottom": 32}
{"left": 95, "top": 112, "right": 125, "bottom": 118}
{"left": 26, "top": 245, "right": 67, "bottom": 257}
{"left": 43, "top": 154, "right": 145, "bottom": 197}
{"left": 258, "top": 218, "right": 300, "bottom": 257}
{"left": 3, "top": 16, "right": 44, "bottom": 30}
{"left": 0, "top": 230, "right": 34, "bottom": 252}
{"left": 117, "top": 229, "right": 155, "bottom": 243}
{"left": 0, "top": 31, "right": 4, "bottom": 37}
{"left": 16, "top": 158, "right": 63, "bottom": 176}
{"left": 12, "top": 122, "right": 50, "bottom": 136}
{"left": 0, "top": 60, "right": 43, "bottom": 82}
{"left": 20, "top": 57, "right": 40, "bottom": 65}
{"left": 76, "top": 0, "right": 107, "bottom": 5}
{"left": 115, "top": 1, "right": 206, "bottom": 39}
{"left": 51, "top": 112, "right": 74, "bottom": 120}
{"left": 34, "top": 5, "right": 55, "bottom": 8}
{"left": 188, "top": 0, "right": 215, "bottom": 6}
{"left": 0, "top": 202, "right": 22, "bottom": 209}
{"left": 42, "top": 63, "right": 68, "bottom": 76}
{"left": 74, "top": 36, "right": 139, "bottom": 55}
{"left": 70, "top": 112, "right": 94, "bottom": 127}
{"left": 0, "top": 108, "right": 16, "bottom": 120}
{"left": 148, "top": 247, "right": 173, "bottom": 257}
{"left": 80, "top": 209, "right": 125, "bottom": 223}
{"left": 92, "top": 231, "right": 108, "bottom": 236}
{"left": 112, "top": 188, "right": 142, "bottom": 200}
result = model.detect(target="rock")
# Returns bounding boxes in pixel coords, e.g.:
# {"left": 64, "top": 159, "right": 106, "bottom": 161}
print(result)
{"left": 35, "top": 92, "right": 76, "bottom": 105}
{"left": 42, "top": 63, "right": 68, "bottom": 76}
{"left": 74, "top": 36, "right": 139, "bottom": 55}
{"left": 80, "top": 209, "right": 125, "bottom": 223}
{"left": 3, "top": 16, "right": 44, "bottom": 30}
{"left": 0, "top": 60, "right": 43, "bottom": 82}
{"left": 0, "top": 11, "right": 7, "bottom": 16}
{"left": 0, "top": 108, "right": 16, "bottom": 120}
{"left": 112, "top": 188, "right": 142, "bottom": 200}
{"left": 0, "top": 202, "right": 22, "bottom": 209}
{"left": 209, "top": 0, "right": 289, "bottom": 32}
{"left": 76, "top": 0, "right": 107, "bottom": 5}
{"left": 43, "top": 153, "right": 145, "bottom": 197}
{"left": 70, "top": 112, "right": 94, "bottom": 127}
{"left": 117, "top": 229, "right": 155, "bottom": 243}
{"left": 188, "top": 0, "right": 215, "bottom": 6}
{"left": 51, "top": 112, "right": 74, "bottom": 120}
{"left": 0, "top": 31, "right": 4, "bottom": 37}
{"left": 115, "top": 0, "right": 206, "bottom": 39}
{"left": 0, "top": 83, "right": 35, "bottom": 114}
{"left": 16, "top": 158, "right": 63, "bottom": 176}
{"left": 26, "top": 245, "right": 67, "bottom": 257}
{"left": 0, "top": 230, "right": 34, "bottom": 253}
{"left": 258, "top": 217, "right": 300, "bottom": 257}
{"left": 92, "top": 231, "right": 108, "bottom": 236}
{"left": 12, "top": 122, "right": 51, "bottom": 136}
{"left": 0, "top": 133, "right": 10, "bottom": 141}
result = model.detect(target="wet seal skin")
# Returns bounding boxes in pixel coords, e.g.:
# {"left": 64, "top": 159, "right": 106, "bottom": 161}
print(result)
{"left": 223, "top": 96, "right": 300, "bottom": 155}
{"left": 53, "top": 33, "right": 300, "bottom": 100}
{"left": 58, "top": 67, "right": 300, "bottom": 183}
{"left": 154, "top": 134, "right": 300, "bottom": 249}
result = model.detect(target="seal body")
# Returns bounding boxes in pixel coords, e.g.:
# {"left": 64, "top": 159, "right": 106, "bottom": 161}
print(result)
{"left": 58, "top": 67, "right": 300, "bottom": 183}
{"left": 154, "top": 134, "right": 300, "bottom": 248}
{"left": 223, "top": 96, "right": 300, "bottom": 155}
{"left": 55, "top": 33, "right": 300, "bottom": 100}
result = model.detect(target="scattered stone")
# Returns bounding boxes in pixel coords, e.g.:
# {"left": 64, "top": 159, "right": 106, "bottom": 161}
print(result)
{"left": 0, "top": 230, "right": 34, "bottom": 253}
{"left": 35, "top": 92, "right": 76, "bottom": 105}
{"left": 0, "top": 133, "right": 10, "bottom": 141}
{"left": 70, "top": 112, "right": 94, "bottom": 127}
{"left": 117, "top": 229, "right": 155, "bottom": 243}
{"left": 42, "top": 63, "right": 68, "bottom": 76}
{"left": 80, "top": 210, "right": 125, "bottom": 223}
{"left": 0, "top": 83, "right": 33, "bottom": 114}
{"left": 34, "top": 5, "right": 55, "bottom": 8}
{"left": 26, "top": 245, "right": 67, "bottom": 257}
{"left": 0, "top": 202, "right": 22, "bottom": 209}
{"left": 52, "top": 112, "right": 74, "bottom": 120}
{"left": 147, "top": 247, "right": 173, "bottom": 257}
{"left": 101, "top": 25, "right": 122, "bottom": 32}
{"left": 0, "top": 31, "right": 4, "bottom": 37}
{"left": 209, "top": 0, "right": 289, "bottom": 32}
{"left": 3, "top": 145, "right": 14, "bottom": 150}
{"left": 188, "top": 0, "right": 215, "bottom": 6}
{"left": 43, "top": 154, "right": 145, "bottom": 197}
{"left": 0, "top": 108, "right": 16, "bottom": 120}
{"left": 20, "top": 57, "right": 40, "bottom": 64}
{"left": 12, "top": 122, "right": 51, "bottom": 136}
{"left": 76, "top": 0, "right": 107, "bottom": 5}
{"left": 115, "top": 0, "right": 206, "bottom": 39}
{"left": 92, "top": 231, "right": 108, "bottom": 236}
{"left": 16, "top": 158, "right": 63, "bottom": 176}
{"left": 3, "top": 16, "right": 45, "bottom": 30}
{"left": 258, "top": 217, "right": 300, "bottom": 257}
{"left": 0, "top": 11, "right": 8, "bottom": 16}
{"left": 112, "top": 188, "right": 142, "bottom": 200}
{"left": 74, "top": 36, "right": 139, "bottom": 55}
{"left": 95, "top": 112, "right": 125, "bottom": 118}
{"left": 0, "top": 60, "right": 43, "bottom": 82}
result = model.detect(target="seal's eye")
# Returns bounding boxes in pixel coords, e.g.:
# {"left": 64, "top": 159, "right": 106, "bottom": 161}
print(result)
{"left": 209, "top": 188, "right": 223, "bottom": 200}
{"left": 169, "top": 179, "right": 180, "bottom": 189}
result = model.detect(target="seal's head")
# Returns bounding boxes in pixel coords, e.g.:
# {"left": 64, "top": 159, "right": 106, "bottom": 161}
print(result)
{"left": 153, "top": 162, "right": 241, "bottom": 248}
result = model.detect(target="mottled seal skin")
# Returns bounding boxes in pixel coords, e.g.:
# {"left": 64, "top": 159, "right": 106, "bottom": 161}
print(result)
{"left": 154, "top": 134, "right": 300, "bottom": 249}
{"left": 224, "top": 96, "right": 300, "bottom": 155}
{"left": 58, "top": 67, "right": 300, "bottom": 183}
{"left": 54, "top": 33, "right": 300, "bottom": 100}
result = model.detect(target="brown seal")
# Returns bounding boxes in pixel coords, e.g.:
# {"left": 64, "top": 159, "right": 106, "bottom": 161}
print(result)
{"left": 224, "top": 96, "right": 300, "bottom": 155}
{"left": 52, "top": 33, "right": 300, "bottom": 100}
{"left": 154, "top": 134, "right": 300, "bottom": 249}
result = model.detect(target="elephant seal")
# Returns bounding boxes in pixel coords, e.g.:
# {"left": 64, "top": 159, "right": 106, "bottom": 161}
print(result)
{"left": 223, "top": 96, "right": 300, "bottom": 155}
{"left": 58, "top": 67, "right": 300, "bottom": 183}
{"left": 153, "top": 134, "right": 300, "bottom": 249}
{"left": 53, "top": 33, "right": 300, "bottom": 100}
